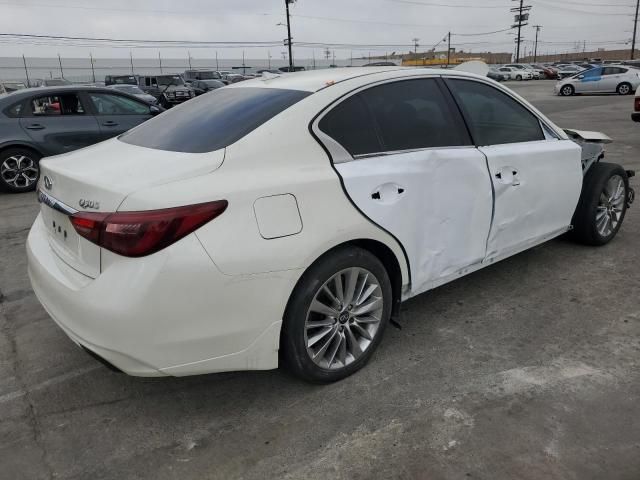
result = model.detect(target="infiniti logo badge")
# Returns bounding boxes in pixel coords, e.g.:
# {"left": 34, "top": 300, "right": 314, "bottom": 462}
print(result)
{"left": 43, "top": 175, "right": 53, "bottom": 190}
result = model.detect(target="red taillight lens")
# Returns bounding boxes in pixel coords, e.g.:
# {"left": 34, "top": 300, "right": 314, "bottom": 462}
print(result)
{"left": 635, "top": 97, "right": 640, "bottom": 112}
{"left": 70, "top": 201, "right": 227, "bottom": 257}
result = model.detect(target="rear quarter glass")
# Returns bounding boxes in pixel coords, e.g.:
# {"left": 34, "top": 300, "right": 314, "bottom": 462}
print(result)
{"left": 119, "top": 87, "right": 311, "bottom": 153}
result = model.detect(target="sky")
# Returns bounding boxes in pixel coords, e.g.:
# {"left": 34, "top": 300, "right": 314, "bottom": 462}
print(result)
{"left": 0, "top": 0, "right": 635, "bottom": 59}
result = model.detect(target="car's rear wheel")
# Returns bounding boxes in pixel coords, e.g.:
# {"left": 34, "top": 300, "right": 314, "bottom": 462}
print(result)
{"left": 0, "top": 147, "right": 41, "bottom": 193}
{"left": 281, "top": 247, "right": 392, "bottom": 383}
{"left": 616, "top": 82, "right": 632, "bottom": 95}
{"left": 571, "top": 163, "right": 630, "bottom": 246}
{"left": 560, "top": 85, "right": 575, "bottom": 96}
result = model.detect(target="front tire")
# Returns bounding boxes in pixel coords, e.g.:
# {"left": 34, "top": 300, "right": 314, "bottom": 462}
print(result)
{"left": 0, "top": 147, "right": 41, "bottom": 193}
{"left": 280, "top": 247, "right": 392, "bottom": 383}
{"left": 560, "top": 85, "right": 575, "bottom": 96}
{"left": 571, "top": 163, "right": 629, "bottom": 246}
{"left": 516, "top": 74, "right": 523, "bottom": 81}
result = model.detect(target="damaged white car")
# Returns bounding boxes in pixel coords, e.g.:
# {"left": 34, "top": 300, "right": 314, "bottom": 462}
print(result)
{"left": 28, "top": 68, "right": 635, "bottom": 383}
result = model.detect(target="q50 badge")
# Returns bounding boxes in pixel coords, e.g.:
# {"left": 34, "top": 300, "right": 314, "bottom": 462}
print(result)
{"left": 79, "top": 199, "right": 100, "bottom": 210}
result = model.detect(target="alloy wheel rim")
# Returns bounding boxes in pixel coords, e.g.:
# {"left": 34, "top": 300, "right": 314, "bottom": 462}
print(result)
{"left": 563, "top": 86, "right": 572, "bottom": 95}
{"left": 596, "top": 174, "right": 626, "bottom": 237}
{"left": 1, "top": 155, "right": 38, "bottom": 188}
{"left": 305, "top": 267, "right": 384, "bottom": 370}
{"left": 620, "top": 85, "right": 630, "bottom": 94}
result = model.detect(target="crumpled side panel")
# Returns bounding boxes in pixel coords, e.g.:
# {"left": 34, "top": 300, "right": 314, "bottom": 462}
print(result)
{"left": 336, "top": 147, "right": 493, "bottom": 295}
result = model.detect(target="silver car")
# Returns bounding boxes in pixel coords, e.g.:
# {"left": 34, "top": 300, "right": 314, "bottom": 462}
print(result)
{"left": 555, "top": 66, "right": 640, "bottom": 96}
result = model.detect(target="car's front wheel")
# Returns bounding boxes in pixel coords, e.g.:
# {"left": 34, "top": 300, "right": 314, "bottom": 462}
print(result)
{"left": 281, "top": 247, "right": 392, "bottom": 383}
{"left": 0, "top": 147, "right": 41, "bottom": 193}
{"left": 571, "top": 163, "right": 630, "bottom": 246}
{"left": 516, "top": 74, "right": 523, "bottom": 81}
{"left": 560, "top": 84, "right": 575, "bottom": 96}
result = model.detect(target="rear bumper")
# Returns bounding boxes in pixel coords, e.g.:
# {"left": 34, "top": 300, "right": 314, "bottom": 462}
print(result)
{"left": 27, "top": 213, "right": 297, "bottom": 376}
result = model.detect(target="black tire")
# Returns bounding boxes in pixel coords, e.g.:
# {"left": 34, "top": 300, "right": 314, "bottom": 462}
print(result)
{"left": 0, "top": 147, "right": 41, "bottom": 193}
{"left": 616, "top": 82, "right": 632, "bottom": 95}
{"left": 560, "top": 84, "right": 575, "bottom": 96}
{"left": 160, "top": 96, "right": 171, "bottom": 109}
{"left": 280, "top": 246, "right": 393, "bottom": 383}
{"left": 516, "top": 74, "right": 523, "bottom": 81}
{"left": 571, "top": 162, "right": 629, "bottom": 246}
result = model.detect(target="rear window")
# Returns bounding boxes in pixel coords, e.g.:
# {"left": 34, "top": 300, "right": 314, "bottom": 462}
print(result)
{"left": 120, "top": 87, "right": 311, "bottom": 153}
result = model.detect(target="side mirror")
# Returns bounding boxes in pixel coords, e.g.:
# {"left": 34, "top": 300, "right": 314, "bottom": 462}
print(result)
{"left": 577, "top": 75, "right": 585, "bottom": 79}
{"left": 149, "top": 105, "right": 161, "bottom": 115}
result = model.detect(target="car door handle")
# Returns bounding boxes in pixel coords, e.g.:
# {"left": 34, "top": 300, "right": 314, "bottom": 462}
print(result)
{"left": 495, "top": 168, "right": 520, "bottom": 186}
{"left": 102, "top": 121, "right": 119, "bottom": 126}
{"left": 25, "top": 123, "right": 45, "bottom": 130}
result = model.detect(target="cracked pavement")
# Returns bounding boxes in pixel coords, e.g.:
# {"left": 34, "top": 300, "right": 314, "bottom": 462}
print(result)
{"left": 1, "top": 81, "right": 639, "bottom": 479}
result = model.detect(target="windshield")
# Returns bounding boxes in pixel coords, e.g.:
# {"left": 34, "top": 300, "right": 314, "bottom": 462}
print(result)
{"left": 3, "top": 82, "right": 26, "bottom": 91}
{"left": 196, "top": 72, "right": 217, "bottom": 79}
{"left": 45, "top": 79, "right": 70, "bottom": 86}
{"left": 113, "top": 76, "right": 137, "bottom": 84}
{"left": 157, "top": 75, "right": 184, "bottom": 86}
{"left": 201, "top": 80, "right": 224, "bottom": 87}
{"left": 115, "top": 85, "right": 144, "bottom": 95}
{"left": 120, "top": 87, "right": 310, "bottom": 153}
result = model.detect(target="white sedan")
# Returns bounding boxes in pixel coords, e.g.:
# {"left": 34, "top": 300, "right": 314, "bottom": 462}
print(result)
{"left": 498, "top": 66, "right": 533, "bottom": 81}
{"left": 28, "top": 67, "right": 635, "bottom": 383}
{"left": 556, "top": 66, "right": 640, "bottom": 96}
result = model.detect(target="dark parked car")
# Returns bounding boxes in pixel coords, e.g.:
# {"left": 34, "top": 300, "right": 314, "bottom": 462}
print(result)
{"left": 136, "top": 74, "right": 194, "bottom": 108}
{"left": 105, "top": 75, "right": 138, "bottom": 86}
{"left": 190, "top": 79, "right": 225, "bottom": 95}
{"left": 0, "top": 86, "right": 161, "bottom": 192}
{"left": 183, "top": 69, "right": 223, "bottom": 82}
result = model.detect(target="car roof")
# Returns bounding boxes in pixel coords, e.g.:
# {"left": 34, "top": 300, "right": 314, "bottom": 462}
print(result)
{"left": 228, "top": 66, "right": 481, "bottom": 92}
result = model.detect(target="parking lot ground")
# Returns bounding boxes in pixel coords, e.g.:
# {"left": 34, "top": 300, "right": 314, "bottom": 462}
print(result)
{"left": 1, "top": 80, "right": 639, "bottom": 480}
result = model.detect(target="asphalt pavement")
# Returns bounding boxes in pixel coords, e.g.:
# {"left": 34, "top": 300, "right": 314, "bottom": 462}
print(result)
{"left": 1, "top": 80, "right": 639, "bottom": 480}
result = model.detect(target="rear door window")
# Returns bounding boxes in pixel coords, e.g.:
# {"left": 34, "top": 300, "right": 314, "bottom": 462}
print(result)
{"left": 120, "top": 87, "right": 310, "bottom": 153}
{"left": 318, "top": 78, "right": 470, "bottom": 156}
{"left": 30, "top": 94, "right": 85, "bottom": 116}
{"left": 447, "top": 79, "right": 544, "bottom": 146}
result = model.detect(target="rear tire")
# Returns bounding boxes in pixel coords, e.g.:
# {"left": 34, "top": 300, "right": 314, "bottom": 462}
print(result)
{"left": 280, "top": 246, "right": 392, "bottom": 383}
{"left": 0, "top": 147, "right": 41, "bottom": 193}
{"left": 571, "top": 163, "right": 629, "bottom": 246}
{"left": 560, "top": 85, "right": 575, "bottom": 96}
{"left": 617, "top": 82, "right": 632, "bottom": 95}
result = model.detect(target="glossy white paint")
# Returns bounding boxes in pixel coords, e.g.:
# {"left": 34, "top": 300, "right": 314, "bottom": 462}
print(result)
{"left": 27, "top": 67, "right": 595, "bottom": 376}
{"left": 336, "top": 147, "right": 493, "bottom": 296}
{"left": 481, "top": 139, "right": 583, "bottom": 259}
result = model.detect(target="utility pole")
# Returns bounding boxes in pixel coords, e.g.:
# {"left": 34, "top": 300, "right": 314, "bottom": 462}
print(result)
{"left": 284, "top": 0, "right": 295, "bottom": 71}
{"left": 89, "top": 52, "right": 95, "bottom": 83}
{"left": 57, "top": 53, "right": 63, "bottom": 78}
{"left": 129, "top": 50, "right": 134, "bottom": 74}
{"left": 412, "top": 37, "right": 419, "bottom": 56}
{"left": 188, "top": 51, "right": 192, "bottom": 70}
{"left": 22, "top": 54, "right": 30, "bottom": 87}
{"left": 533, "top": 25, "right": 541, "bottom": 63}
{"left": 447, "top": 32, "right": 451, "bottom": 67}
{"left": 215, "top": 51, "right": 219, "bottom": 71}
{"left": 632, "top": 0, "right": 639, "bottom": 60}
{"left": 511, "top": 0, "right": 531, "bottom": 62}
{"left": 268, "top": 52, "right": 272, "bottom": 69}
{"left": 158, "top": 51, "right": 163, "bottom": 74}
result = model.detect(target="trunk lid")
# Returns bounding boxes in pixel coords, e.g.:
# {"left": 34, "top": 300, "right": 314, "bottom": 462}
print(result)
{"left": 38, "top": 138, "right": 225, "bottom": 278}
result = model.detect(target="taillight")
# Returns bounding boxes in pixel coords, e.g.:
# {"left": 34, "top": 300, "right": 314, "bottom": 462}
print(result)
{"left": 70, "top": 201, "right": 227, "bottom": 257}
{"left": 635, "top": 97, "right": 640, "bottom": 112}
